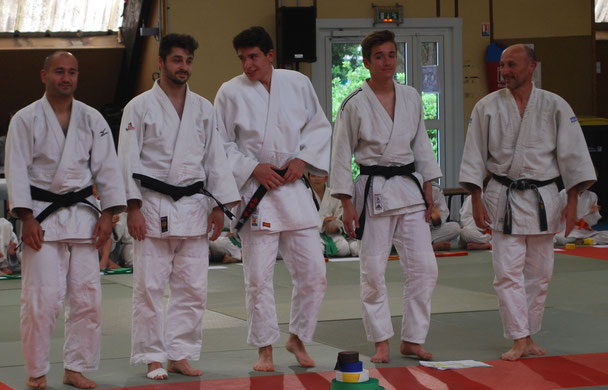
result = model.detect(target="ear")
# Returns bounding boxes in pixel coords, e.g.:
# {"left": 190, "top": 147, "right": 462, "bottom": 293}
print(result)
{"left": 363, "top": 57, "right": 371, "bottom": 70}
{"left": 40, "top": 69, "right": 47, "bottom": 84}
{"left": 158, "top": 56, "right": 164, "bottom": 71}
{"left": 267, "top": 49, "right": 275, "bottom": 62}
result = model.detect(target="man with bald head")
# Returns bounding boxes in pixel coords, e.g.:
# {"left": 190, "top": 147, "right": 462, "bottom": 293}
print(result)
{"left": 459, "top": 44, "right": 595, "bottom": 360}
{"left": 6, "top": 51, "right": 126, "bottom": 388}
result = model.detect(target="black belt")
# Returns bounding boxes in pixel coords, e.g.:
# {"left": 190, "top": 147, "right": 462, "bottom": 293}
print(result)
{"left": 133, "top": 173, "right": 235, "bottom": 219}
{"left": 30, "top": 185, "right": 101, "bottom": 224}
{"left": 492, "top": 174, "right": 559, "bottom": 234}
{"left": 356, "top": 163, "right": 426, "bottom": 240}
{"left": 234, "top": 168, "right": 287, "bottom": 231}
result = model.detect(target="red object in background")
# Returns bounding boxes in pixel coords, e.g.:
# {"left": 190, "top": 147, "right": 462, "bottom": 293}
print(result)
{"left": 486, "top": 42, "right": 506, "bottom": 92}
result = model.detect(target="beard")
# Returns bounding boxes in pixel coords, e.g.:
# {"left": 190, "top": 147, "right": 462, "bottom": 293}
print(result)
{"left": 166, "top": 71, "right": 190, "bottom": 85}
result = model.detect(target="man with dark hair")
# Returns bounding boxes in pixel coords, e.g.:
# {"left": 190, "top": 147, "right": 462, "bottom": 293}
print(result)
{"left": 232, "top": 26, "right": 273, "bottom": 54}
{"left": 460, "top": 44, "right": 596, "bottom": 360}
{"left": 215, "top": 26, "right": 331, "bottom": 372}
{"left": 331, "top": 30, "right": 441, "bottom": 363}
{"left": 7, "top": 50, "right": 126, "bottom": 389}
{"left": 118, "top": 33, "right": 239, "bottom": 380}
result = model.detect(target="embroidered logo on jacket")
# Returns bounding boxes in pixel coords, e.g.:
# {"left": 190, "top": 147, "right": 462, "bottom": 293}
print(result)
{"left": 100, "top": 128, "right": 108, "bottom": 137}
{"left": 570, "top": 116, "right": 578, "bottom": 124}
{"left": 126, "top": 122, "right": 136, "bottom": 131}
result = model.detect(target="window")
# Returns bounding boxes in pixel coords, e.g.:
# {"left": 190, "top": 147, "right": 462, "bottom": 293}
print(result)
{"left": 0, "top": 0, "right": 123, "bottom": 33}
{"left": 312, "top": 18, "right": 464, "bottom": 188}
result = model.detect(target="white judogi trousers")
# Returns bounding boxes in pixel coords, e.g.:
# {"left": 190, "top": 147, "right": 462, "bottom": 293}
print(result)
{"left": 131, "top": 236, "right": 208, "bottom": 364}
{"left": 21, "top": 242, "right": 101, "bottom": 378}
{"left": 491, "top": 231, "right": 554, "bottom": 340}
{"left": 360, "top": 209, "right": 438, "bottom": 344}
{"left": 240, "top": 225, "right": 327, "bottom": 347}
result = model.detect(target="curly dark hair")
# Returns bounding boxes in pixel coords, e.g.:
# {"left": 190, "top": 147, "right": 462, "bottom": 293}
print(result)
{"left": 159, "top": 33, "right": 199, "bottom": 60}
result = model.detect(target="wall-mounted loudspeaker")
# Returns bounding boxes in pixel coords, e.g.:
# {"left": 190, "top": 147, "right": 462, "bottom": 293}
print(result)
{"left": 276, "top": 6, "right": 317, "bottom": 63}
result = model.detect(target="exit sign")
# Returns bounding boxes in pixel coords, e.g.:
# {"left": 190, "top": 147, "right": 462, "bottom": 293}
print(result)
{"left": 373, "top": 4, "right": 404, "bottom": 25}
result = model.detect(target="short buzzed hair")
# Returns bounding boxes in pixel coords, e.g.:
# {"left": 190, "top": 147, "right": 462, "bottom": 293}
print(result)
{"left": 43, "top": 51, "right": 77, "bottom": 70}
{"left": 233, "top": 26, "right": 274, "bottom": 54}
{"left": 159, "top": 33, "right": 198, "bottom": 61}
{"left": 361, "top": 30, "right": 396, "bottom": 61}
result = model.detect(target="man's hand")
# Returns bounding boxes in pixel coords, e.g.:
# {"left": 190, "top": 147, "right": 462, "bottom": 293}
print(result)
{"left": 20, "top": 212, "right": 43, "bottom": 251}
{"left": 562, "top": 187, "right": 579, "bottom": 237}
{"left": 93, "top": 210, "right": 113, "bottom": 249}
{"left": 207, "top": 207, "right": 224, "bottom": 241}
{"left": 252, "top": 163, "right": 285, "bottom": 190}
{"left": 339, "top": 197, "right": 359, "bottom": 239}
{"left": 281, "top": 158, "right": 306, "bottom": 183}
{"left": 471, "top": 188, "right": 491, "bottom": 230}
{"left": 127, "top": 200, "right": 147, "bottom": 241}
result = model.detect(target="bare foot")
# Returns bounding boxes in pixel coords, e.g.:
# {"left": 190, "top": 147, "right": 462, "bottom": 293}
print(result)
{"left": 26, "top": 375, "right": 46, "bottom": 389}
{"left": 371, "top": 340, "right": 390, "bottom": 363}
{"left": 253, "top": 345, "right": 274, "bottom": 372}
{"left": 222, "top": 253, "right": 241, "bottom": 264}
{"left": 107, "top": 259, "right": 120, "bottom": 269}
{"left": 167, "top": 359, "right": 202, "bottom": 376}
{"left": 63, "top": 369, "right": 96, "bottom": 389}
{"left": 432, "top": 241, "right": 452, "bottom": 251}
{"left": 501, "top": 338, "right": 529, "bottom": 361}
{"left": 400, "top": 341, "right": 433, "bottom": 360}
{"left": 466, "top": 242, "right": 492, "bottom": 251}
{"left": 526, "top": 337, "right": 546, "bottom": 356}
{"left": 147, "top": 362, "right": 168, "bottom": 380}
{"left": 286, "top": 333, "right": 315, "bottom": 367}
{"left": 0, "top": 267, "right": 12, "bottom": 275}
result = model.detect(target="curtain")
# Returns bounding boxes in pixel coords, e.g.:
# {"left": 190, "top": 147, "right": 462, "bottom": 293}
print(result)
{"left": 0, "top": 0, "right": 123, "bottom": 33}
{"left": 597, "top": 0, "right": 608, "bottom": 23}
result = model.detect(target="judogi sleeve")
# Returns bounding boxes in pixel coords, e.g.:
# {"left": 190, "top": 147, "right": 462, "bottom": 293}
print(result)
{"left": 411, "top": 93, "right": 442, "bottom": 182}
{"left": 329, "top": 99, "right": 360, "bottom": 199}
{"left": 117, "top": 99, "right": 145, "bottom": 203}
{"left": 554, "top": 100, "right": 596, "bottom": 192}
{"left": 459, "top": 102, "right": 489, "bottom": 191}
{"left": 214, "top": 86, "right": 259, "bottom": 190}
{"left": 200, "top": 100, "right": 240, "bottom": 205}
{"left": 5, "top": 113, "right": 34, "bottom": 214}
{"left": 90, "top": 112, "right": 126, "bottom": 213}
{"left": 295, "top": 78, "right": 331, "bottom": 176}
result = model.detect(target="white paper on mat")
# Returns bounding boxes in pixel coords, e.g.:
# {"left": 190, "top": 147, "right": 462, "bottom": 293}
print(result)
{"left": 420, "top": 360, "right": 492, "bottom": 370}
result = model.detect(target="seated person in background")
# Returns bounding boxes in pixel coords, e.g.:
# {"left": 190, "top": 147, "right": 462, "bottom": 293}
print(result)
{"left": 110, "top": 213, "right": 134, "bottom": 267}
{"left": 459, "top": 195, "right": 492, "bottom": 250}
{"left": 99, "top": 213, "right": 134, "bottom": 270}
{"left": 0, "top": 217, "right": 19, "bottom": 275}
{"left": 429, "top": 182, "right": 461, "bottom": 251}
{"left": 554, "top": 188, "right": 608, "bottom": 246}
{"left": 209, "top": 215, "right": 242, "bottom": 264}
{"left": 308, "top": 172, "right": 358, "bottom": 257}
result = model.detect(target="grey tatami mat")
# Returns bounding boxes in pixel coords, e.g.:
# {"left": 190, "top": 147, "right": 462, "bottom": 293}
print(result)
{"left": 1, "top": 250, "right": 607, "bottom": 389}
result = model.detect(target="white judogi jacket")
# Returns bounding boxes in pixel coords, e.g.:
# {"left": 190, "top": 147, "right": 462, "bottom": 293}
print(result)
{"left": 6, "top": 95, "right": 126, "bottom": 241}
{"left": 459, "top": 86, "right": 596, "bottom": 234}
{"left": 330, "top": 81, "right": 442, "bottom": 216}
{"left": 215, "top": 68, "right": 331, "bottom": 232}
{"left": 118, "top": 81, "right": 239, "bottom": 238}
